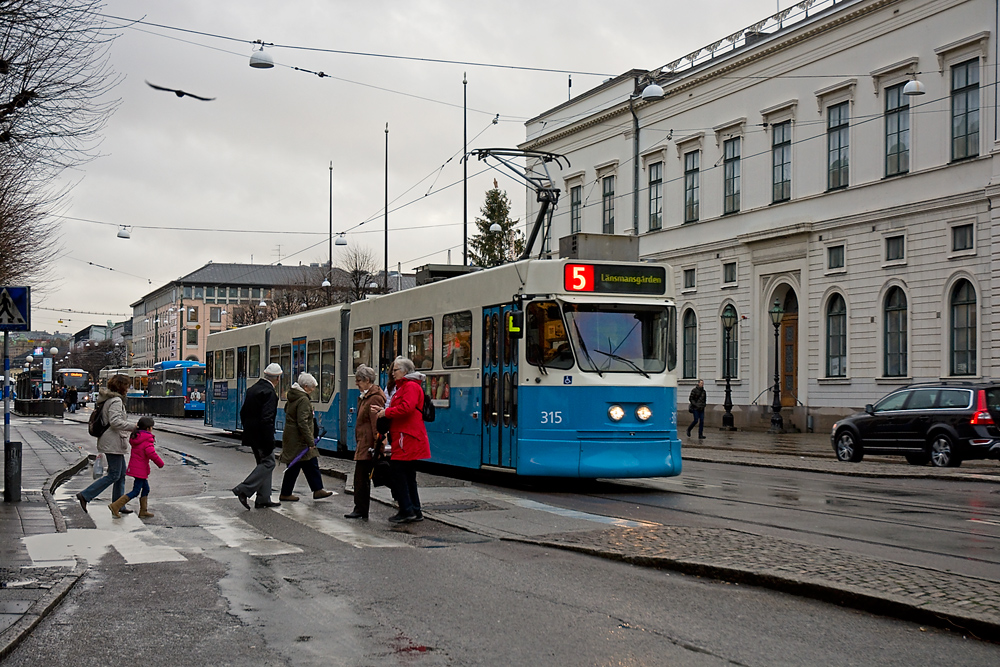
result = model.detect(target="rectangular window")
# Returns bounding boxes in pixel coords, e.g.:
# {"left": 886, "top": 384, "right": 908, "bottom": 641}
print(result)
{"left": 827, "top": 102, "right": 849, "bottom": 190}
{"left": 185, "top": 306, "right": 197, "bottom": 323}
{"left": 279, "top": 344, "right": 292, "bottom": 399}
{"left": 684, "top": 151, "right": 699, "bottom": 223}
{"left": 828, "top": 245, "right": 845, "bottom": 269}
{"left": 229, "top": 287, "right": 239, "bottom": 299}
{"left": 952, "top": 59, "right": 980, "bottom": 161}
{"left": 570, "top": 185, "right": 582, "bottom": 234}
{"left": 194, "top": 286, "right": 203, "bottom": 300}
{"left": 408, "top": 318, "right": 434, "bottom": 370}
{"left": 240, "top": 287, "right": 250, "bottom": 299}
{"left": 352, "top": 329, "right": 372, "bottom": 372}
{"left": 248, "top": 345, "right": 260, "bottom": 377}
{"left": 210, "top": 307, "right": 221, "bottom": 323}
{"left": 601, "top": 176, "right": 615, "bottom": 234}
{"left": 648, "top": 162, "right": 663, "bottom": 231}
{"left": 723, "top": 138, "right": 740, "bottom": 214}
{"left": 215, "top": 349, "right": 225, "bottom": 380}
{"left": 307, "top": 340, "right": 321, "bottom": 401}
{"left": 186, "top": 329, "right": 198, "bottom": 346}
{"left": 683, "top": 268, "right": 696, "bottom": 289}
{"left": 321, "top": 339, "right": 335, "bottom": 403}
{"left": 772, "top": 121, "right": 791, "bottom": 202}
{"left": 205, "top": 287, "right": 215, "bottom": 298}
{"left": 442, "top": 311, "right": 473, "bottom": 368}
{"left": 722, "top": 262, "right": 736, "bottom": 285}
{"left": 952, "top": 223, "right": 974, "bottom": 252}
{"left": 885, "top": 83, "right": 909, "bottom": 176}
{"left": 224, "top": 348, "right": 235, "bottom": 380}
{"left": 886, "top": 235, "right": 904, "bottom": 261}
{"left": 251, "top": 287, "right": 261, "bottom": 299}
{"left": 183, "top": 286, "right": 192, "bottom": 299}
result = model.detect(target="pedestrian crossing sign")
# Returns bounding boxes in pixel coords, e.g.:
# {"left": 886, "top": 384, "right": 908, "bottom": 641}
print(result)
{"left": 0, "top": 286, "right": 30, "bottom": 332}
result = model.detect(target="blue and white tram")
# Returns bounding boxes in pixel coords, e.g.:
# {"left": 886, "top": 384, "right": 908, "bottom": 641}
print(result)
{"left": 204, "top": 257, "right": 681, "bottom": 478}
{"left": 205, "top": 321, "right": 270, "bottom": 432}
{"left": 148, "top": 360, "right": 207, "bottom": 415}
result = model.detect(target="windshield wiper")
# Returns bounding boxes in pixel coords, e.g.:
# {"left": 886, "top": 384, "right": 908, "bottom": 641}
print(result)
{"left": 594, "top": 349, "right": 649, "bottom": 378}
{"left": 571, "top": 319, "right": 602, "bottom": 377}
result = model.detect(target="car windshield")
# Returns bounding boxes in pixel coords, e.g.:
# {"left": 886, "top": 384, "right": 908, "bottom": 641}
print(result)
{"left": 562, "top": 302, "right": 668, "bottom": 375}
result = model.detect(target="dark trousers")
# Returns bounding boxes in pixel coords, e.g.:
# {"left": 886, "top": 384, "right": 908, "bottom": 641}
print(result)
{"left": 389, "top": 460, "right": 421, "bottom": 517}
{"left": 234, "top": 446, "right": 276, "bottom": 502}
{"left": 280, "top": 457, "right": 323, "bottom": 496}
{"left": 126, "top": 477, "right": 150, "bottom": 499}
{"left": 687, "top": 409, "right": 705, "bottom": 437}
{"left": 351, "top": 459, "right": 375, "bottom": 516}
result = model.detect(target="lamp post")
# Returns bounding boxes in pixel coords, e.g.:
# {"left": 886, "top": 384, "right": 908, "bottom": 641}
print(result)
{"left": 629, "top": 75, "right": 665, "bottom": 234}
{"left": 721, "top": 304, "right": 737, "bottom": 431}
{"left": 768, "top": 298, "right": 785, "bottom": 434}
{"left": 384, "top": 122, "right": 389, "bottom": 293}
{"left": 463, "top": 72, "right": 468, "bottom": 266}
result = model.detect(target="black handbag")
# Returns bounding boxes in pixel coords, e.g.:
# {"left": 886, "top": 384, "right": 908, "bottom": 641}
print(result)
{"left": 370, "top": 458, "right": 391, "bottom": 487}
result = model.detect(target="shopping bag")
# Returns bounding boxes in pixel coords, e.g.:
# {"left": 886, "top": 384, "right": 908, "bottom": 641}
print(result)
{"left": 92, "top": 453, "right": 105, "bottom": 479}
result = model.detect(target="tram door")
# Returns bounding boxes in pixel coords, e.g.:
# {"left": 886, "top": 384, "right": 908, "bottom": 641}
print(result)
{"left": 482, "top": 305, "right": 518, "bottom": 468}
{"left": 292, "top": 338, "right": 307, "bottom": 380}
{"left": 235, "top": 346, "right": 248, "bottom": 429}
{"left": 378, "top": 322, "right": 402, "bottom": 389}
{"left": 205, "top": 351, "right": 214, "bottom": 426}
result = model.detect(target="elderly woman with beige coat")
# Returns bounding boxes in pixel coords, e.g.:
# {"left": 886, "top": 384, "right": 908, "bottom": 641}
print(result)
{"left": 76, "top": 374, "right": 136, "bottom": 514}
{"left": 344, "top": 365, "right": 386, "bottom": 520}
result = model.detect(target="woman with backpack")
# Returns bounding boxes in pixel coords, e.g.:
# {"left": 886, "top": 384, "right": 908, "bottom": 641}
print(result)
{"left": 371, "top": 356, "right": 430, "bottom": 524}
{"left": 76, "top": 374, "right": 136, "bottom": 513}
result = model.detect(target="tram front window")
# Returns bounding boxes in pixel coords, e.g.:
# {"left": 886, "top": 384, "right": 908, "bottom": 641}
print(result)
{"left": 525, "top": 301, "right": 574, "bottom": 370}
{"left": 563, "top": 302, "right": 668, "bottom": 375}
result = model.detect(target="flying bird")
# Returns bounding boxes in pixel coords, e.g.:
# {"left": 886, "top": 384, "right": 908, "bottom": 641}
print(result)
{"left": 145, "top": 81, "right": 215, "bottom": 101}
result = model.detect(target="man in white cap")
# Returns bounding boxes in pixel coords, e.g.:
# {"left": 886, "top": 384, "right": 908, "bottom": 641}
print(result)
{"left": 232, "top": 363, "right": 284, "bottom": 509}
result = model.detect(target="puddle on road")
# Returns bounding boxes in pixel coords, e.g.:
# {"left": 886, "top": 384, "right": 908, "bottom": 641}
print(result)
{"left": 161, "top": 448, "right": 209, "bottom": 466}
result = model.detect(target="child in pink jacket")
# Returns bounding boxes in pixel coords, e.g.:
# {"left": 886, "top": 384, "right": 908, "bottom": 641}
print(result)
{"left": 109, "top": 416, "right": 164, "bottom": 518}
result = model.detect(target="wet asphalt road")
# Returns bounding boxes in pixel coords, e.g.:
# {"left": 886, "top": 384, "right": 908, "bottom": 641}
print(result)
{"left": 6, "top": 425, "right": 1000, "bottom": 665}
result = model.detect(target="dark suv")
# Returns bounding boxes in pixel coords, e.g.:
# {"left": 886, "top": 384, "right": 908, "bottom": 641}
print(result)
{"left": 831, "top": 383, "right": 1000, "bottom": 467}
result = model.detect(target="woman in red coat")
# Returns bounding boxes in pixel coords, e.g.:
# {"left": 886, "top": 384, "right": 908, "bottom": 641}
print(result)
{"left": 373, "top": 356, "right": 430, "bottom": 524}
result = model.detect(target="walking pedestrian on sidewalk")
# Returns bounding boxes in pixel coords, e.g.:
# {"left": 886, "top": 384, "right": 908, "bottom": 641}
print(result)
{"left": 109, "top": 416, "right": 164, "bottom": 518}
{"left": 65, "top": 386, "right": 78, "bottom": 414}
{"left": 232, "top": 363, "right": 283, "bottom": 509}
{"left": 76, "top": 375, "right": 136, "bottom": 513}
{"left": 373, "top": 357, "right": 431, "bottom": 524}
{"left": 278, "top": 373, "right": 333, "bottom": 502}
{"left": 687, "top": 379, "right": 707, "bottom": 439}
{"left": 345, "top": 365, "right": 386, "bottom": 520}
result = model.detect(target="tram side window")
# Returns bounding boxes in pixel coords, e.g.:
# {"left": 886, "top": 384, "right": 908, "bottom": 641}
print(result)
{"left": 526, "top": 301, "right": 574, "bottom": 369}
{"left": 214, "top": 350, "right": 225, "bottom": 381}
{"left": 224, "top": 349, "right": 235, "bottom": 379}
{"left": 279, "top": 344, "right": 292, "bottom": 399}
{"left": 321, "top": 339, "right": 335, "bottom": 402}
{"left": 353, "top": 329, "right": 372, "bottom": 372}
{"left": 442, "top": 311, "right": 472, "bottom": 369}
{"left": 408, "top": 318, "right": 434, "bottom": 370}
{"left": 307, "top": 340, "right": 321, "bottom": 401}
{"left": 206, "top": 352, "right": 214, "bottom": 379}
{"left": 249, "top": 345, "right": 260, "bottom": 378}
{"left": 667, "top": 306, "right": 677, "bottom": 372}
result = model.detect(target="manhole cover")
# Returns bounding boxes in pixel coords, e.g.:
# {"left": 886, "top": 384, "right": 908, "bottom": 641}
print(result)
{"left": 36, "top": 431, "right": 80, "bottom": 453}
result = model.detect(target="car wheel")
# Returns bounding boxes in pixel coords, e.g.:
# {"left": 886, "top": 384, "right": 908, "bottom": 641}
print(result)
{"left": 834, "top": 430, "right": 863, "bottom": 462}
{"left": 904, "top": 451, "right": 930, "bottom": 466}
{"left": 929, "top": 434, "right": 962, "bottom": 468}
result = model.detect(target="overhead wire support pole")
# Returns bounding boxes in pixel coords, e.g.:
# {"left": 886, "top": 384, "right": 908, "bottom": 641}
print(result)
{"left": 463, "top": 73, "right": 468, "bottom": 267}
{"left": 384, "top": 122, "right": 389, "bottom": 293}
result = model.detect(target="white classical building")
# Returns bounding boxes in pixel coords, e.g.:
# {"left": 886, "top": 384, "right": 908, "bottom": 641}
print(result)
{"left": 521, "top": 0, "right": 996, "bottom": 430}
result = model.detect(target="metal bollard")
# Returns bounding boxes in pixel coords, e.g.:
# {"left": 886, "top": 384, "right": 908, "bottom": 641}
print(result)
{"left": 4, "top": 440, "right": 21, "bottom": 502}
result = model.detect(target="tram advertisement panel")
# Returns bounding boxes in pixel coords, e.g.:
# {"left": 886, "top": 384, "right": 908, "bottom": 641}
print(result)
{"left": 564, "top": 263, "right": 666, "bottom": 295}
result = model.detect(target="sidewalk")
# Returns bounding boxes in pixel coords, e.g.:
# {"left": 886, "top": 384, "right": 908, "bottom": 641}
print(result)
{"left": 3, "top": 411, "right": 999, "bottom": 659}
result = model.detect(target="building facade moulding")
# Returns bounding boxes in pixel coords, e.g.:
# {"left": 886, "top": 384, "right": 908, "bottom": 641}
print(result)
{"left": 813, "top": 78, "right": 857, "bottom": 113}
{"left": 713, "top": 117, "right": 746, "bottom": 146}
{"left": 934, "top": 31, "right": 990, "bottom": 72}
{"left": 869, "top": 56, "right": 919, "bottom": 95}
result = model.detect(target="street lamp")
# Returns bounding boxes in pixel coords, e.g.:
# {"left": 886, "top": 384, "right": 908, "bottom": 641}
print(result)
{"left": 629, "top": 74, "right": 665, "bottom": 234}
{"left": 768, "top": 298, "right": 785, "bottom": 434}
{"left": 721, "top": 304, "right": 737, "bottom": 431}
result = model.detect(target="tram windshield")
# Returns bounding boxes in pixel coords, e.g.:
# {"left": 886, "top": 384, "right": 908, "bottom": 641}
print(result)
{"left": 562, "top": 302, "right": 669, "bottom": 375}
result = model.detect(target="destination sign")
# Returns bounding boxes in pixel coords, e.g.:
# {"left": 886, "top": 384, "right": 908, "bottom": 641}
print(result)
{"left": 564, "top": 263, "right": 666, "bottom": 295}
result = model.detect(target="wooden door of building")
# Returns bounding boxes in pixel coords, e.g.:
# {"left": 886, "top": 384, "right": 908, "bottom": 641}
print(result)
{"left": 780, "top": 314, "right": 798, "bottom": 408}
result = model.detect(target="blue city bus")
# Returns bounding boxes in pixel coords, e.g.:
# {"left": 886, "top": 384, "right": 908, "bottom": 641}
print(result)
{"left": 205, "top": 258, "right": 680, "bottom": 479}
{"left": 148, "top": 360, "right": 206, "bottom": 416}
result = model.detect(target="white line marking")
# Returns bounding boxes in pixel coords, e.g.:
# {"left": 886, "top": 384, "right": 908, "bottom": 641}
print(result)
{"left": 273, "top": 503, "right": 409, "bottom": 549}
{"left": 172, "top": 501, "right": 302, "bottom": 556}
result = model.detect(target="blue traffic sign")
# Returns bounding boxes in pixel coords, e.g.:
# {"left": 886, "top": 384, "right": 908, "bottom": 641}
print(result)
{"left": 0, "top": 286, "right": 30, "bottom": 332}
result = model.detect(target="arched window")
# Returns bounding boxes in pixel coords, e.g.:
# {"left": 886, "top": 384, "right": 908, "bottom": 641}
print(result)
{"left": 682, "top": 309, "right": 697, "bottom": 379}
{"left": 826, "top": 294, "right": 847, "bottom": 377}
{"left": 721, "top": 307, "right": 738, "bottom": 379}
{"left": 950, "top": 279, "right": 976, "bottom": 375}
{"left": 884, "top": 287, "right": 907, "bottom": 377}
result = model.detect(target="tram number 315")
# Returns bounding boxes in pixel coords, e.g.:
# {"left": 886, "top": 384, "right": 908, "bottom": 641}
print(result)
{"left": 540, "top": 411, "right": 563, "bottom": 424}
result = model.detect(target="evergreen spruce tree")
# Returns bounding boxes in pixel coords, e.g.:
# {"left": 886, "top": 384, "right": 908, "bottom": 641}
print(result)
{"left": 468, "top": 181, "right": 524, "bottom": 267}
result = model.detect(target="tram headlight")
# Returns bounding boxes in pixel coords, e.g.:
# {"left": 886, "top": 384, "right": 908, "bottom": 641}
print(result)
{"left": 636, "top": 405, "right": 652, "bottom": 421}
{"left": 608, "top": 405, "right": 625, "bottom": 422}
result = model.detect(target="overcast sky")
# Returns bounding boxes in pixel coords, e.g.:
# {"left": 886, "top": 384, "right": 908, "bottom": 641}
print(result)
{"left": 36, "top": 0, "right": 783, "bottom": 335}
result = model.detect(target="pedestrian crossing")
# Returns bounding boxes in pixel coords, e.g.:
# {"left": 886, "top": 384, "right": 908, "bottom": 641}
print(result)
{"left": 32, "top": 491, "right": 410, "bottom": 567}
